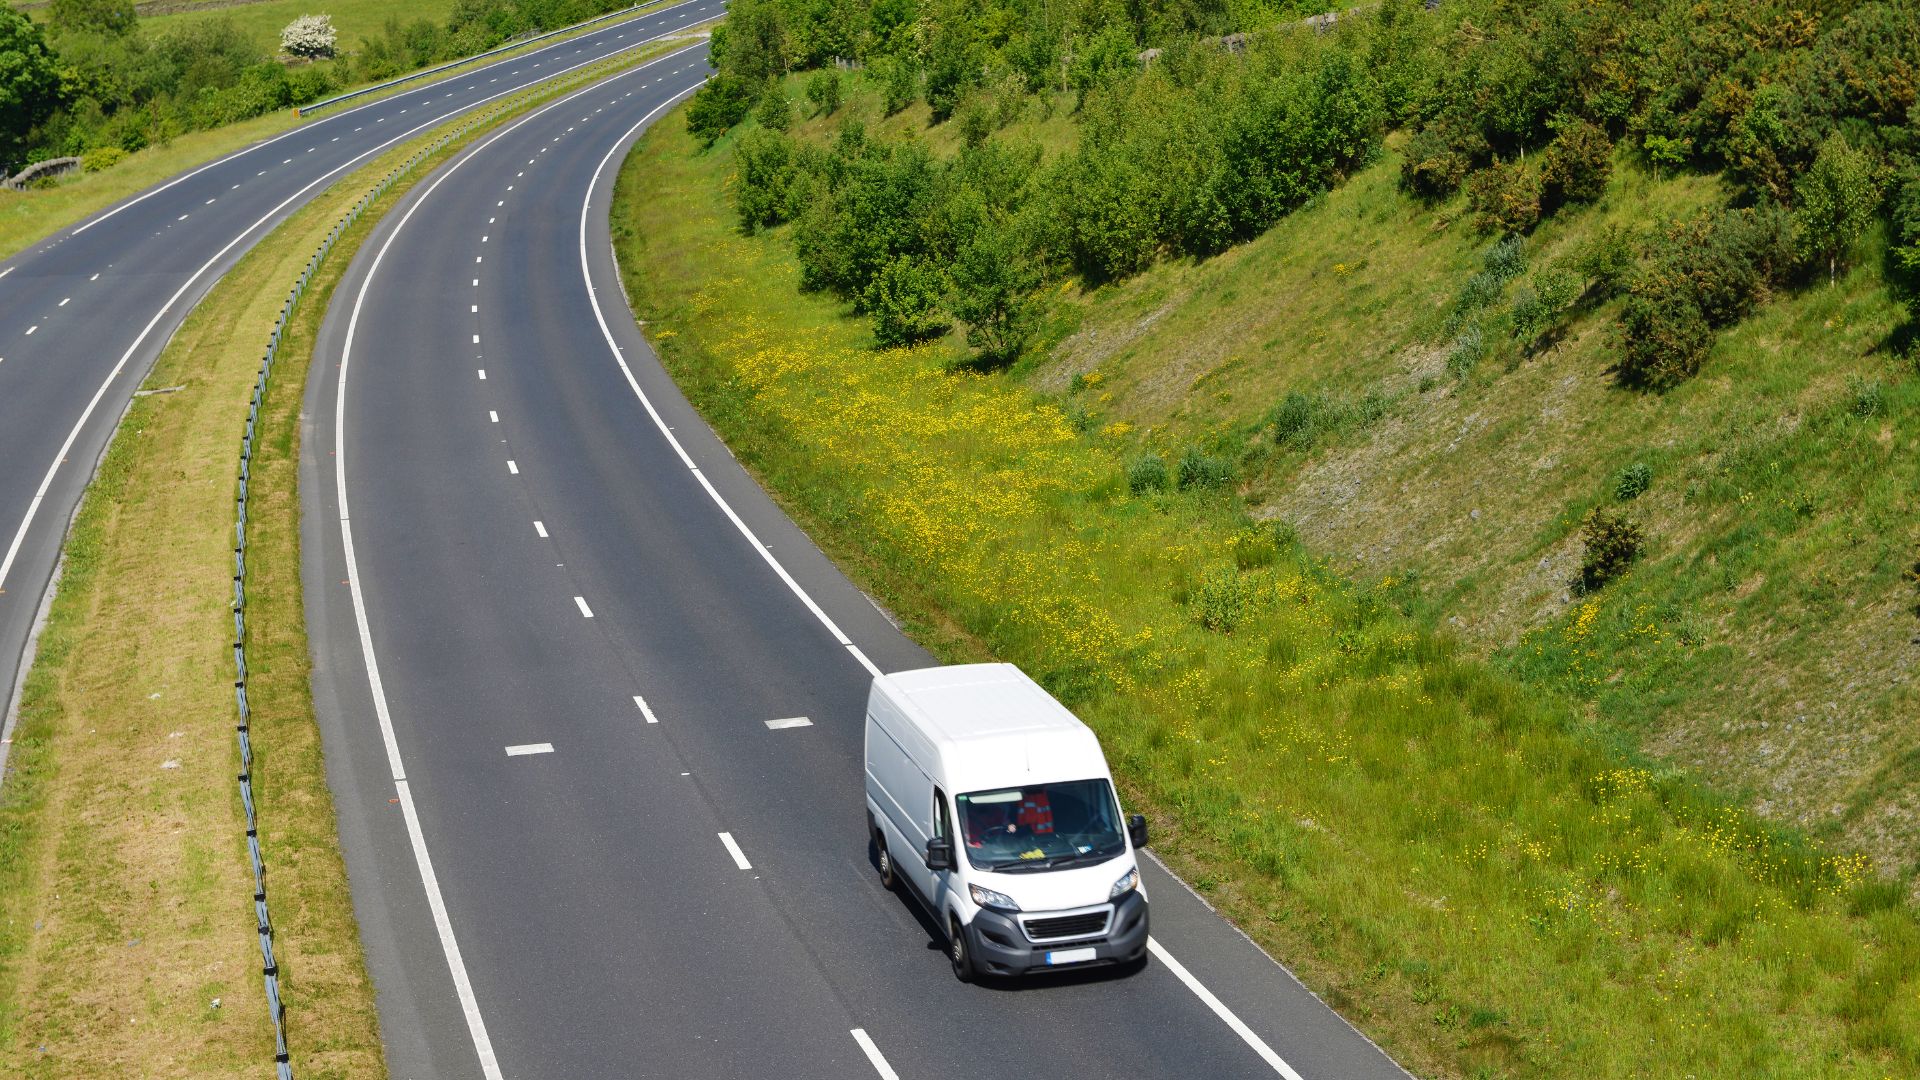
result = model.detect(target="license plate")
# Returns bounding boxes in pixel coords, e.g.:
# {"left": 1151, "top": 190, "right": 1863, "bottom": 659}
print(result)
{"left": 1046, "top": 947, "right": 1097, "bottom": 966}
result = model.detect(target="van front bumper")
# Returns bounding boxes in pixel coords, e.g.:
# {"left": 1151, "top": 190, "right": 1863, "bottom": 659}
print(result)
{"left": 966, "top": 890, "right": 1149, "bottom": 977}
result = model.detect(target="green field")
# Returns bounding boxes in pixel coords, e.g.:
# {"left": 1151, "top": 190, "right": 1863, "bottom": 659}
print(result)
{"left": 610, "top": 75, "right": 1920, "bottom": 1079}
{"left": 139, "top": 0, "right": 461, "bottom": 56}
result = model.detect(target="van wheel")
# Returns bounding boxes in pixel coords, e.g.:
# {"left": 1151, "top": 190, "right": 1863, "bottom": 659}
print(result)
{"left": 875, "top": 836, "right": 897, "bottom": 892}
{"left": 948, "top": 916, "right": 976, "bottom": 983}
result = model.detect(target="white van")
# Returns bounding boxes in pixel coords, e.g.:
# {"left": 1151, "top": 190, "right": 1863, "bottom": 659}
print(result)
{"left": 864, "top": 663, "right": 1150, "bottom": 981}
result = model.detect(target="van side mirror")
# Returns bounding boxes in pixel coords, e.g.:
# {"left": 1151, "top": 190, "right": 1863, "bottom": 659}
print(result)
{"left": 1128, "top": 814, "right": 1149, "bottom": 849}
{"left": 925, "top": 836, "right": 955, "bottom": 872}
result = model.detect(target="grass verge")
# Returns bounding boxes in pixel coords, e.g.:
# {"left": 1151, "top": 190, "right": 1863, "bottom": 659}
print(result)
{"left": 0, "top": 0, "right": 685, "bottom": 262}
{"left": 612, "top": 112, "right": 1920, "bottom": 1079}
{"left": 0, "top": 35, "right": 704, "bottom": 1078}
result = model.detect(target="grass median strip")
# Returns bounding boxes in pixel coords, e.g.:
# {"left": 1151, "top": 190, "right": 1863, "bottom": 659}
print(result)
{"left": 612, "top": 113, "right": 1920, "bottom": 1080}
{"left": 0, "top": 35, "right": 705, "bottom": 1077}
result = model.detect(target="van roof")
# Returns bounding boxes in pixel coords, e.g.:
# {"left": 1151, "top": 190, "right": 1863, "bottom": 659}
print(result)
{"left": 877, "top": 664, "right": 1108, "bottom": 791}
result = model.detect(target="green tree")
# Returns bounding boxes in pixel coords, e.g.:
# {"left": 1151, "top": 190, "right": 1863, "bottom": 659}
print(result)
{"left": 0, "top": 9, "right": 64, "bottom": 172}
{"left": 1890, "top": 168, "right": 1920, "bottom": 321}
{"left": 754, "top": 80, "right": 792, "bottom": 131}
{"left": 1793, "top": 132, "right": 1879, "bottom": 284}
{"left": 46, "top": 0, "right": 136, "bottom": 38}
{"left": 950, "top": 224, "right": 1040, "bottom": 361}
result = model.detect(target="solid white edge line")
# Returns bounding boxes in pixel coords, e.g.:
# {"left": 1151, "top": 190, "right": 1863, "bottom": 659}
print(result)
{"left": 717, "top": 831, "right": 751, "bottom": 870}
{"left": 0, "top": 32, "right": 712, "bottom": 598}
{"left": 67, "top": 0, "right": 712, "bottom": 237}
{"left": 329, "top": 57, "right": 712, "bottom": 1080}
{"left": 1147, "top": 937, "right": 1306, "bottom": 1080}
{"left": 576, "top": 85, "right": 885, "bottom": 684}
{"left": 572, "top": 69, "right": 1308, "bottom": 1080}
{"left": 504, "top": 742, "right": 555, "bottom": 756}
{"left": 849, "top": 1029, "right": 901, "bottom": 1080}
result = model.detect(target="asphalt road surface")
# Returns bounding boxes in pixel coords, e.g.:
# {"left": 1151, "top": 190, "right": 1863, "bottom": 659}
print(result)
{"left": 0, "top": 0, "right": 724, "bottom": 755}
{"left": 300, "top": 42, "right": 1415, "bottom": 1080}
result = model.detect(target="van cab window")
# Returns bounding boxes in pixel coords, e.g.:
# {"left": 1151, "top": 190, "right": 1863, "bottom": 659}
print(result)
{"left": 957, "top": 780, "right": 1125, "bottom": 873}
{"left": 933, "top": 787, "right": 952, "bottom": 840}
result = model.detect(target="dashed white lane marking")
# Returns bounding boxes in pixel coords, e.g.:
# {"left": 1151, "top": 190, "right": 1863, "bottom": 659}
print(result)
{"left": 23, "top": 326, "right": 35, "bottom": 335}
{"left": 177, "top": 214, "right": 188, "bottom": 221}
{"left": 481, "top": 236, "right": 488, "bottom": 242}
{"left": 58, "top": 297, "right": 69, "bottom": 306}
{"left": 633, "top": 696, "right": 659, "bottom": 724}
{"left": 473, "top": 305, "right": 480, "bottom": 314}
{"left": 504, "top": 743, "right": 554, "bottom": 756}
{"left": 489, "top": 216, "right": 495, "bottom": 223}
{"left": 718, "top": 832, "right": 752, "bottom": 870}
{"left": 472, "top": 279, "right": 479, "bottom": 287}
{"left": 319, "top": 43, "right": 721, "bottom": 1080}
{"left": 573, "top": 596, "right": 593, "bottom": 618}
{"left": 851, "top": 1030, "right": 901, "bottom": 1080}
{"left": 472, "top": 334, "right": 480, "bottom": 344}
{"left": 231, "top": 183, "right": 239, "bottom": 189}
{"left": 475, "top": 255, "right": 483, "bottom": 263}
{"left": 506, "top": 460, "right": 518, "bottom": 474}
{"left": 477, "top": 369, "right": 487, "bottom": 380}
{"left": 258, "top": 170, "right": 266, "bottom": 176}
{"left": 283, "top": 158, "right": 292, "bottom": 164}
{"left": 577, "top": 83, "right": 885, "bottom": 684}
{"left": 497, "top": 200, "right": 504, "bottom": 206}
{"left": 206, "top": 198, "right": 216, "bottom": 204}
{"left": 765, "top": 717, "right": 813, "bottom": 730}
{"left": 533, "top": 521, "right": 548, "bottom": 538}
{"left": 488, "top": 409, "right": 497, "bottom": 421}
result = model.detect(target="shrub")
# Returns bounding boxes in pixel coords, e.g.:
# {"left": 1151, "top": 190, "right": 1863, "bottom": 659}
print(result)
{"left": 1891, "top": 168, "right": 1920, "bottom": 319}
{"left": 1192, "top": 567, "right": 1254, "bottom": 632}
{"left": 865, "top": 255, "right": 948, "bottom": 346}
{"left": 1614, "top": 274, "right": 1712, "bottom": 389}
{"left": 1539, "top": 119, "right": 1612, "bottom": 210}
{"left": 1794, "top": 132, "right": 1880, "bottom": 284}
{"left": 1177, "top": 446, "right": 1235, "bottom": 491}
{"left": 1271, "top": 391, "right": 1325, "bottom": 449}
{"left": 1578, "top": 508, "right": 1643, "bottom": 591}
{"left": 950, "top": 224, "right": 1040, "bottom": 361}
{"left": 80, "top": 145, "right": 126, "bottom": 172}
{"left": 1572, "top": 224, "right": 1636, "bottom": 299}
{"left": 1510, "top": 267, "right": 1581, "bottom": 349}
{"left": 1467, "top": 159, "right": 1540, "bottom": 235}
{"left": 280, "top": 14, "right": 336, "bottom": 59}
{"left": 1846, "top": 375, "right": 1884, "bottom": 419}
{"left": 1483, "top": 235, "right": 1528, "bottom": 283}
{"left": 754, "top": 84, "right": 792, "bottom": 132}
{"left": 1614, "top": 462, "right": 1651, "bottom": 501}
{"left": 1127, "top": 453, "right": 1170, "bottom": 495}
{"left": 877, "top": 55, "right": 919, "bottom": 115}
{"left": 804, "top": 69, "right": 841, "bottom": 116}
{"left": 1446, "top": 323, "right": 1486, "bottom": 378}
{"left": 732, "top": 127, "right": 795, "bottom": 233}
{"left": 687, "top": 75, "right": 757, "bottom": 145}
{"left": 1401, "top": 122, "right": 1481, "bottom": 200}
{"left": 1665, "top": 206, "right": 1798, "bottom": 327}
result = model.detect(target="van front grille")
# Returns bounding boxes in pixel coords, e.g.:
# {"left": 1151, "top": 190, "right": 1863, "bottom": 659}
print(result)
{"left": 1023, "top": 910, "right": 1109, "bottom": 941}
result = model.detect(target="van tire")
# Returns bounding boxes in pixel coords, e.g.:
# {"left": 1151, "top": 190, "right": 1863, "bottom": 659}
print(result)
{"left": 875, "top": 835, "right": 898, "bottom": 892}
{"left": 948, "top": 915, "right": 976, "bottom": 983}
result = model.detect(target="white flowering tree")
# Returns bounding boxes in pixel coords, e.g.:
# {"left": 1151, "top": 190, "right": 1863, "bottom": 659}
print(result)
{"left": 281, "top": 14, "right": 337, "bottom": 60}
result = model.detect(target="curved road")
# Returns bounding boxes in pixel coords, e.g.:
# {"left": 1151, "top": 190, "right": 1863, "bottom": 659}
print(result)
{"left": 0, "top": 0, "right": 723, "bottom": 742}
{"left": 300, "top": 41, "right": 1415, "bottom": 1080}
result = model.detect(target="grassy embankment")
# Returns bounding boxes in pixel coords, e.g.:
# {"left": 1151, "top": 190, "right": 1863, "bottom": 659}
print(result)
{"left": 612, "top": 87, "right": 1920, "bottom": 1079}
{"left": 0, "top": 35, "right": 704, "bottom": 1078}
{"left": 0, "top": 0, "right": 681, "bottom": 261}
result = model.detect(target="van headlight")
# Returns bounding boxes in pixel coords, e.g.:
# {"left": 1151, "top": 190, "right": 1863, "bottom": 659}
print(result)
{"left": 1110, "top": 866, "right": 1139, "bottom": 899}
{"left": 969, "top": 884, "right": 1020, "bottom": 911}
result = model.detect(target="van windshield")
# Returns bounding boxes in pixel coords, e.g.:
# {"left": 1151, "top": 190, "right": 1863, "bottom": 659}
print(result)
{"left": 956, "top": 779, "right": 1125, "bottom": 873}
